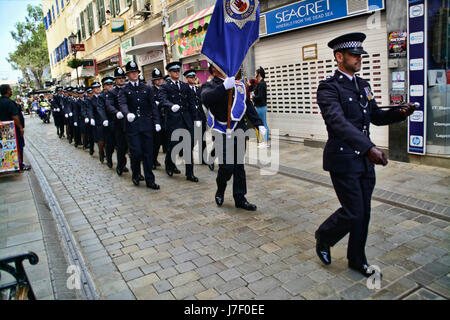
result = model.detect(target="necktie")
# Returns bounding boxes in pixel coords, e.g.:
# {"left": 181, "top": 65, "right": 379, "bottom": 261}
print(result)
{"left": 353, "top": 77, "right": 359, "bottom": 92}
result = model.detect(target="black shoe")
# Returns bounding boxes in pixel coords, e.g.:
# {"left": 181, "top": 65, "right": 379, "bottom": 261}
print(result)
{"left": 165, "top": 167, "right": 173, "bottom": 177}
{"left": 74, "top": 142, "right": 78, "bottom": 148}
{"left": 348, "top": 261, "right": 382, "bottom": 278}
{"left": 99, "top": 153, "right": 105, "bottom": 164}
{"left": 68, "top": 138, "right": 72, "bottom": 144}
{"left": 186, "top": 175, "right": 198, "bottom": 183}
{"left": 315, "top": 231, "right": 331, "bottom": 266}
{"left": 146, "top": 182, "right": 160, "bottom": 190}
{"left": 139, "top": 174, "right": 145, "bottom": 181}
{"left": 235, "top": 201, "right": 257, "bottom": 211}
{"left": 21, "top": 165, "right": 32, "bottom": 171}
{"left": 215, "top": 192, "right": 224, "bottom": 206}
{"left": 116, "top": 167, "right": 123, "bottom": 176}
{"left": 89, "top": 149, "right": 94, "bottom": 156}
{"left": 122, "top": 167, "right": 129, "bottom": 173}
{"left": 106, "top": 160, "right": 113, "bottom": 168}
{"left": 132, "top": 176, "right": 140, "bottom": 186}
{"left": 208, "top": 163, "right": 214, "bottom": 171}
{"left": 173, "top": 167, "right": 181, "bottom": 174}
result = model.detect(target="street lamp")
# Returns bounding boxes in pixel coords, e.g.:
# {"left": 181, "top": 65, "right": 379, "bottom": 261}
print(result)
{"left": 68, "top": 32, "right": 80, "bottom": 86}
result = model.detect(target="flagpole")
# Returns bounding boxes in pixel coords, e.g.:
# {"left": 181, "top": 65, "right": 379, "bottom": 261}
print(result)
{"left": 227, "top": 89, "right": 232, "bottom": 136}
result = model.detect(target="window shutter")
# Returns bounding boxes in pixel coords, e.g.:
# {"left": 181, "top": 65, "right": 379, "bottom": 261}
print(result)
{"left": 61, "top": 0, "right": 64, "bottom": 9}
{"left": 56, "top": 0, "right": 59, "bottom": 15}
{"left": 64, "top": 39, "right": 69, "bottom": 57}
{"left": 115, "top": 0, "right": 120, "bottom": 15}
{"left": 44, "top": 17, "right": 48, "bottom": 30}
{"left": 80, "top": 12, "right": 86, "bottom": 39}
{"left": 88, "top": 3, "right": 94, "bottom": 35}
{"left": 52, "top": 6, "right": 55, "bottom": 20}
{"left": 126, "top": 0, "right": 132, "bottom": 7}
{"left": 98, "top": 0, "right": 105, "bottom": 25}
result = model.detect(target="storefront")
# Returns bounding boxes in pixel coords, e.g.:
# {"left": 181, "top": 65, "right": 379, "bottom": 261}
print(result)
{"left": 254, "top": 0, "right": 388, "bottom": 146}
{"left": 96, "top": 53, "right": 120, "bottom": 78}
{"left": 166, "top": 6, "right": 214, "bottom": 84}
{"left": 408, "top": 0, "right": 449, "bottom": 156}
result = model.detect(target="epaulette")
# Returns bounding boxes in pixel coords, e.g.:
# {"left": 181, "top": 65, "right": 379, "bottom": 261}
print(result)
{"left": 320, "top": 74, "right": 335, "bottom": 84}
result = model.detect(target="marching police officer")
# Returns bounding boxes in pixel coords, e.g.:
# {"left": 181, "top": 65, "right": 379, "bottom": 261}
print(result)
{"left": 314, "top": 33, "right": 416, "bottom": 277}
{"left": 184, "top": 69, "right": 214, "bottom": 171}
{"left": 151, "top": 67, "right": 166, "bottom": 170}
{"left": 118, "top": 61, "right": 161, "bottom": 189}
{"left": 201, "top": 64, "right": 266, "bottom": 211}
{"left": 62, "top": 87, "right": 74, "bottom": 144}
{"left": 51, "top": 87, "right": 65, "bottom": 138}
{"left": 87, "top": 82, "right": 109, "bottom": 164}
{"left": 159, "top": 61, "right": 202, "bottom": 182}
{"left": 84, "top": 87, "right": 96, "bottom": 155}
{"left": 72, "top": 87, "right": 84, "bottom": 148}
{"left": 99, "top": 76, "right": 116, "bottom": 168}
{"left": 105, "top": 67, "right": 130, "bottom": 176}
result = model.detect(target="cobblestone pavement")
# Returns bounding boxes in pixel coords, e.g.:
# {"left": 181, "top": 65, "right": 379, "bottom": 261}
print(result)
{"left": 16, "top": 117, "right": 450, "bottom": 300}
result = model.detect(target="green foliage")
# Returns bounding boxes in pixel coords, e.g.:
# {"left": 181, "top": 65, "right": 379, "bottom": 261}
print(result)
{"left": 7, "top": 4, "right": 49, "bottom": 89}
{"left": 67, "top": 58, "right": 84, "bottom": 69}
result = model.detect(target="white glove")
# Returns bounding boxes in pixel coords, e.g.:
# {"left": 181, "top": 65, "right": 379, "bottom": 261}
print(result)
{"left": 56, "top": 108, "right": 60, "bottom": 112}
{"left": 65, "top": 114, "right": 68, "bottom": 118}
{"left": 85, "top": 118, "right": 89, "bottom": 124}
{"left": 195, "top": 121, "right": 201, "bottom": 128}
{"left": 258, "top": 126, "right": 267, "bottom": 138}
{"left": 127, "top": 113, "right": 136, "bottom": 122}
{"left": 90, "top": 119, "right": 95, "bottom": 126}
{"left": 116, "top": 111, "right": 124, "bottom": 120}
{"left": 155, "top": 124, "right": 161, "bottom": 132}
{"left": 103, "top": 120, "right": 109, "bottom": 127}
{"left": 223, "top": 77, "right": 236, "bottom": 90}
{"left": 171, "top": 104, "right": 180, "bottom": 112}
{"left": 155, "top": 101, "right": 159, "bottom": 106}
{"left": 74, "top": 122, "right": 78, "bottom": 127}
{"left": 69, "top": 112, "right": 73, "bottom": 117}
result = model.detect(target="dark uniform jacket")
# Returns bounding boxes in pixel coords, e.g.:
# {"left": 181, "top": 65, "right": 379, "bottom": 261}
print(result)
{"left": 62, "top": 95, "right": 73, "bottom": 117}
{"left": 317, "top": 70, "right": 406, "bottom": 173}
{"left": 201, "top": 77, "right": 263, "bottom": 131}
{"left": 118, "top": 81, "right": 161, "bottom": 133}
{"left": 152, "top": 85, "right": 166, "bottom": 129}
{"left": 105, "top": 86, "right": 126, "bottom": 131}
{"left": 51, "top": 95, "right": 63, "bottom": 116}
{"left": 96, "top": 92, "right": 109, "bottom": 124}
{"left": 87, "top": 95, "right": 107, "bottom": 126}
{"left": 72, "top": 98, "right": 82, "bottom": 125}
{"left": 190, "top": 85, "right": 207, "bottom": 123}
{"left": 158, "top": 79, "right": 200, "bottom": 131}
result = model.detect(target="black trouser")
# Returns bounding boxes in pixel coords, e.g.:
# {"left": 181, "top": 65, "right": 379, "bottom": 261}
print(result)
{"left": 73, "top": 123, "right": 81, "bottom": 145}
{"left": 215, "top": 134, "right": 247, "bottom": 204}
{"left": 114, "top": 127, "right": 128, "bottom": 170}
{"left": 196, "top": 121, "right": 209, "bottom": 164}
{"left": 152, "top": 128, "right": 166, "bottom": 164}
{"left": 127, "top": 130, "right": 155, "bottom": 184}
{"left": 104, "top": 127, "right": 115, "bottom": 163}
{"left": 87, "top": 125, "right": 95, "bottom": 153}
{"left": 165, "top": 126, "right": 194, "bottom": 177}
{"left": 316, "top": 168, "right": 376, "bottom": 266}
{"left": 66, "top": 116, "right": 73, "bottom": 141}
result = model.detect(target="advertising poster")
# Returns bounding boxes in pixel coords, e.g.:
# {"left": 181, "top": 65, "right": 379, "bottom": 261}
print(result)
{"left": 0, "top": 121, "right": 20, "bottom": 173}
{"left": 388, "top": 31, "right": 407, "bottom": 58}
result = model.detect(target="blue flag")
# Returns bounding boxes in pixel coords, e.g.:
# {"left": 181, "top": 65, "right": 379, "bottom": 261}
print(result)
{"left": 201, "top": 0, "right": 260, "bottom": 77}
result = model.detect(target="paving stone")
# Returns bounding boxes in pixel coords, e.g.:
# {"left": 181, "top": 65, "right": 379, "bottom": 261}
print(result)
{"left": 117, "top": 258, "right": 147, "bottom": 273}
{"left": 123, "top": 268, "right": 144, "bottom": 281}
{"left": 156, "top": 267, "right": 179, "bottom": 280}
{"left": 228, "top": 287, "right": 257, "bottom": 300}
{"left": 248, "top": 277, "right": 281, "bottom": 296}
{"left": 168, "top": 271, "right": 200, "bottom": 287}
{"left": 216, "top": 278, "right": 247, "bottom": 294}
{"left": 242, "top": 271, "right": 265, "bottom": 283}
{"left": 153, "top": 279, "right": 173, "bottom": 293}
{"left": 340, "top": 283, "right": 373, "bottom": 300}
{"left": 195, "top": 288, "right": 220, "bottom": 300}
{"left": 218, "top": 268, "right": 242, "bottom": 282}
{"left": 171, "top": 281, "right": 205, "bottom": 300}
{"left": 404, "top": 288, "right": 446, "bottom": 300}
{"left": 127, "top": 273, "right": 160, "bottom": 290}
{"left": 175, "top": 261, "right": 197, "bottom": 273}
{"left": 282, "top": 277, "right": 316, "bottom": 296}
{"left": 255, "top": 287, "right": 293, "bottom": 300}
{"left": 200, "top": 274, "right": 226, "bottom": 289}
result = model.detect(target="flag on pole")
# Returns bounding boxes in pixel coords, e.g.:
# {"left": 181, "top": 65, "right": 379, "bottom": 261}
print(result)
{"left": 201, "top": 0, "right": 260, "bottom": 77}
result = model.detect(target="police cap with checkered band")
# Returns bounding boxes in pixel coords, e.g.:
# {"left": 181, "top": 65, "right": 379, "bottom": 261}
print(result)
{"left": 328, "top": 32, "right": 368, "bottom": 55}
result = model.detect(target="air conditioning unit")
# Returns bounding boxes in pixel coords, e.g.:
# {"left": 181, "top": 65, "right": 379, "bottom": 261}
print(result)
{"left": 133, "top": 0, "right": 152, "bottom": 15}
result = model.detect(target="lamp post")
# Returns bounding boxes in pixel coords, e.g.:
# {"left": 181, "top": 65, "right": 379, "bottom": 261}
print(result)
{"left": 68, "top": 32, "right": 80, "bottom": 86}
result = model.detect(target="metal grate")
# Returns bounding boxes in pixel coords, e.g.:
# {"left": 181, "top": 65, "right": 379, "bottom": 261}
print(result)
{"left": 259, "top": 15, "right": 267, "bottom": 36}
{"left": 347, "top": 0, "right": 368, "bottom": 14}
{"left": 265, "top": 53, "right": 384, "bottom": 115}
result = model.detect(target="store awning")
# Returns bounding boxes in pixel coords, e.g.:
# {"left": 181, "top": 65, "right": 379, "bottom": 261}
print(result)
{"left": 125, "top": 42, "right": 165, "bottom": 56}
{"left": 166, "top": 5, "right": 214, "bottom": 39}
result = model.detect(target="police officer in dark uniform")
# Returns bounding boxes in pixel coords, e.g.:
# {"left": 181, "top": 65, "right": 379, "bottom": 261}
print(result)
{"left": 314, "top": 33, "right": 416, "bottom": 277}
{"left": 118, "top": 61, "right": 161, "bottom": 189}
{"left": 151, "top": 67, "right": 166, "bottom": 169}
{"left": 51, "top": 87, "right": 65, "bottom": 138}
{"left": 87, "top": 82, "right": 109, "bottom": 163}
{"left": 139, "top": 74, "right": 146, "bottom": 85}
{"left": 99, "top": 76, "right": 116, "bottom": 168}
{"left": 84, "top": 87, "right": 96, "bottom": 155}
{"left": 73, "top": 87, "right": 85, "bottom": 148}
{"left": 163, "top": 75, "right": 170, "bottom": 82}
{"left": 201, "top": 64, "right": 266, "bottom": 211}
{"left": 105, "top": 67, "right": 130, "bottom": 176}
{"left": 184, "top": 68, "right": 214, "bottom": 171}
{"left": 159, "top": 61, "right": 202, "bottom": 182}
{"left": 63, "top": 86, "right": 74, "bottom": 144}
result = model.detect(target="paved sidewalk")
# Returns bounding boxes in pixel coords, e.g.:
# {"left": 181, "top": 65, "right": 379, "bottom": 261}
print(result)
{"left": 6, "top": 117, "right": 450, "bottom": 300}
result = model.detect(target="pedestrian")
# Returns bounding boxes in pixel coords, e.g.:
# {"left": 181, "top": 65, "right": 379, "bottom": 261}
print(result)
{"left": 183, "top": 68, "right": 214, "bottom": 171}
{"left": 150, "top": 67, "right": 166, "bottom": 170}
{"left": 99, "top": 76, "right": 116, "bottom": 169}
{"left": 314, "top": 33, "right": 416, "bottom": 277}
{"left": 252, "top": 66, "right": 269, "bottom": 148}
{"left": 118, "top": 61, "right": 161, "bottom": 189}
{"left": 159, "top": 61, "right": 202, "bottom": 182}
{"left": 201, "top": 64, "right": 266, "bottom": 211}
{"left": 0, "top": 84, "right": 29, "bottom": 171}
{"left": 105, "top": 67, "right": 131, "bottom": 176}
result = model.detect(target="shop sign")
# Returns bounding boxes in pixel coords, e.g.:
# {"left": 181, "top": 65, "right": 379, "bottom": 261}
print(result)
{"left": 392, "top": 71, "right": 405, "bottom": 91}
{"left": 260, "top": 0, "right": 385, "bottom": 37}
{"left": 137, "top": 49, "right": 164, "bottom": 66}
{"left": 111, "top": 18, "right": 125, "bottom": 32}
{"left": 175, "top": 31, "right": 206, "bottom": 58}
{"left": 121, "top": 38, "right": 134, "bottom": 65}
{"left": 407, "top": 0, "right": 427, "bottom": 155}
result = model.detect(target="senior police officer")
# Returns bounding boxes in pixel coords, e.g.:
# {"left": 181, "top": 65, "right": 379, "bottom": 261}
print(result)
{"left": 201, "top": 64, "right": 266, "bottom": 211}
{"left": 184, "top": 69, "right": 214, "bottom": 171}
{"left": 105, "top": 67, "right": 130, "bottom": 176}
{"left": 150, "top": 67, "right": 166, "bottom": 169}
{"left": 118, "top": 61, "right": 161, "bottom": 189}
{"left": 314, "top": 33, "right": 416, "bottom": 277}
{"left": 159, "top": 61, "right": 202, "bottom": 182}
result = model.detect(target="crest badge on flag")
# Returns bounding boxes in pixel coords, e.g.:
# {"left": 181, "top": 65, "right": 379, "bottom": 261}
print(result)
{"left": 224, "top": 0, "right": 259, "bottom": 29}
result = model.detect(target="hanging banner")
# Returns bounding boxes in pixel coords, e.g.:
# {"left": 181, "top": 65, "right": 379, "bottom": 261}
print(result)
{"left": 0, "top": 121, "right": 20, "bottom": 173}
{"left": 407, "top": 0, "right": 427, "bottom": 155}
